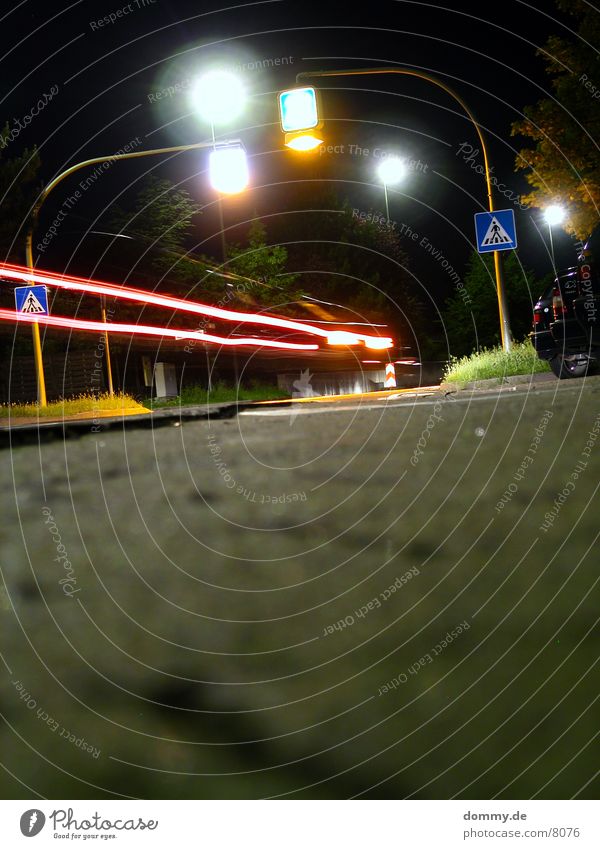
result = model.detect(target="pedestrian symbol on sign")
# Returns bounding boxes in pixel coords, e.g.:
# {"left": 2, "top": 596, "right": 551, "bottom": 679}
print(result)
{"left": 21, "top": 291, "right": 46, "bottom": 313}
{"left": 481, "top": 216, "right": 512, "bottom": 246}
{"left": 474, "top": 209, "right": 517, "bottom": 253}
{"left": 14, "top": 284, "right": 49, "bottom": 316}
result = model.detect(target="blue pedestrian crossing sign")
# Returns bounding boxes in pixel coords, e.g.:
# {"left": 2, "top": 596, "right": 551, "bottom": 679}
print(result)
{"left": 15, "top": 284, "right": 49, "bottom": 315}
{"left": 475, "top": 209, "right": 517, "bottom": 253}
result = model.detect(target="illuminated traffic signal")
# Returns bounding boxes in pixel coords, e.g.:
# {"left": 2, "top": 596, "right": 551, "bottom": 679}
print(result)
{"left": 279, "top": 87, "right": 320, "bottom": 131}
{"left": 278, "top": 86, "right": 324, "bottom": 151}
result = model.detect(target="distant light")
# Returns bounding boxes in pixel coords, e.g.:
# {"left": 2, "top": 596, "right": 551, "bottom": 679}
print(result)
{"left": 279, "top": 87, "right": 319, "bottom": 132}
{"left": 544, "top": 204, "right": 566, "bottom": 227}
{"left": 364, "top": 337, "right": 393, "bottom": 350}
{"left": 327, "top": 331, "right": 361, "bottom": 346}
{"left": 209, "top": 146, "right": 249, "bottom": 194}
{"left": 378, "top": 157, "right": 406, "bottom": 185}
{"left": 285, "top": 131, "right": 323, "bottom": 151}
{"left": 191, "top": 71, "right": 246, "bottom": 125}
{"left": 362, "top": 360, "right": 382, "bottom": 364}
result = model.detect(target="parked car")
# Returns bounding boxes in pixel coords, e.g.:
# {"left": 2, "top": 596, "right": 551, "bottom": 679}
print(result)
{"left": 531, "top": 246, "right": 600, "bottom": 378}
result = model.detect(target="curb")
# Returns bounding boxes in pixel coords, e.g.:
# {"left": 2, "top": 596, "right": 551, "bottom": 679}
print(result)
{"left": 440, "top": 372, "right": 556, "bottom": 392}
{"left": 0, "top": 407, "right": 150, "bottom": 427}
{"left": 0, "top": 402, "right": 254, "bottom": 447}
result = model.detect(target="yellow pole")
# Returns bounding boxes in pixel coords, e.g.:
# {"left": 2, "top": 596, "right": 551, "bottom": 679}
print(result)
{"left": 24, "top": 231, "right": 47, "bottom": 406}
{"left": 296, "top": 68, "right": 513, "bottom": 352}
{"left": 101, "top": 297, "right": 114, "bottom": 397}
{"left": 25, "top": 137, "right": 242, "bottom": 406}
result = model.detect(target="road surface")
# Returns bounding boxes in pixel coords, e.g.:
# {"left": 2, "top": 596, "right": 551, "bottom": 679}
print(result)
{"left": 1, "top": 379, "right": 599, "bottom": 799}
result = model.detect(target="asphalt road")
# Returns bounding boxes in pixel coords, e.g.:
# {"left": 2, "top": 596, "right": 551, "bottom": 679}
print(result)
{"left": 1, "top": 378, "right": 599, "bottom": 799}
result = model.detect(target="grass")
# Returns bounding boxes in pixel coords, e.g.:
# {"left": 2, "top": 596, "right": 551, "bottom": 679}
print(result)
{"left": 0, "top": 392, "right": 147, "bottom": 418}
{"left": 147, "top": 381, "right": 289, "bottom": 408}
{"left": 443, "top": 340, "right": 551, "bottom": 386}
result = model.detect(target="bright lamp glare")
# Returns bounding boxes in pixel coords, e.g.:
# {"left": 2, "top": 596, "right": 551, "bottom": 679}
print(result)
{"left": 209, "top": 147, "right": 249, "bottom": 194}
{"left": 544, "top": 204, "right": 566, "bottom": 227}
{"left": 279, "top": 87, "right": 319, "bottom": 132}
{"left": 285, "top": 133, "right": 323, "bottom": 151}
{"left": 378, "top": 157, "right": 406, "bottom": 185}
{"left": 327, "top": 331, "right": 361, "bottom": 346}
{"left": 192, "top": 71, "right": 246, "bottom": 124}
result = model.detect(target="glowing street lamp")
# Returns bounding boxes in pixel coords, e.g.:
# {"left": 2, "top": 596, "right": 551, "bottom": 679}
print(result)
{"left": 278, "top": 86, "right": 324, "bottom": 151}
{"left": 543, "top": 204, "right": 566, "bottom": 270}
{"left": 209, "top": 145, "right": 249, "bottom": 194}
{"left": 544, "top": 204, "right": 566, "bottom": 227}
{"left": 377, "top": 156, "right": 406, "bottom": 220}
{"left": 191, "top": 70, "right": 247, "bottom": 125}
{"left": 191, "top": 70, "right": 248, "bottom": 263}
{"left": 378, "top": 157, "right": 406, "bottom": 185}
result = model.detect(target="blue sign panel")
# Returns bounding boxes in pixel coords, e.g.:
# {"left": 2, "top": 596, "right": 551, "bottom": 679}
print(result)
{"left": 475, "top": 209, "right": 517, "bottom": 253}
{"left": 279, "top": 87, "right": 319, "bottom": 132}
{"left": 14, "top": 285, "right": 49, "bottom": 315}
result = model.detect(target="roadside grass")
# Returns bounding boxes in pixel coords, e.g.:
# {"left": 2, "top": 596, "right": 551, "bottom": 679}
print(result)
{"left": 443, "top": 340, "right": 550, "bottom": 386}
{"left": 147, "top": 381, "right": 289, "bottom": 408}
{"left": 0, "top": 392, "right": 147, "bottom": 418}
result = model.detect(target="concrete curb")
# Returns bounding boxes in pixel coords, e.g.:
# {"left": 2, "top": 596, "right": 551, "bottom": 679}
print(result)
{"left": 0, "top": 401, "right": 255, "bottom": 447}
{"left": 440, "top": 372, "right": 556, "bottom": 392}
{"left": 0, "top": 407, "right": 150, "bottom": 427}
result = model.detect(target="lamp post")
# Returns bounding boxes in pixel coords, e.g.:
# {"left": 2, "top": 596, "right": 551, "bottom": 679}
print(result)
{"left": 281, "top": 67, "right": 513, "bottom": 352}
{"left": 543, "top": 204, "right": 566, "bottom": 273}
{"left": 377, "top": 156, "right": 406, "bottom": 221}
{"left": 191, "top": 71, "right": 248, "bottom": 263}
{"left": 25, "top": 138, "right": 246, "bottom": 405}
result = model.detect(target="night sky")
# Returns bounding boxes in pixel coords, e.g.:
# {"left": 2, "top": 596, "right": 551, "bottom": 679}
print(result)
{"left": 1, "top": 0, "right": 575, "bottom": 299}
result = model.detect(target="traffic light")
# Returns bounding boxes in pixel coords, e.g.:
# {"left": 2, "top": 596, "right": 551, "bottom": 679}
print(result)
{"left": 278, "top": 86, "right": 324, "bottom": 151}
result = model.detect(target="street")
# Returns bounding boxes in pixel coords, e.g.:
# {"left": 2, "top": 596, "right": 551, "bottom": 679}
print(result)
{"left": 1, "top": 379, "right": 599, "bottom": 799}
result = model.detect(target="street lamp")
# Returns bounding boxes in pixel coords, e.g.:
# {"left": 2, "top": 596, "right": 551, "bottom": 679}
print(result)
{"left": 191, "top": 70, "right": 248, "bottom": 262}
{"left": 209, "top": 145, "right": 249, "bottom": 194}
{"left": 278, "top": 70, "right": 514, "bottom": 352}
{"left": 190, "top": 70, "right": 246, "bottom": 125}
{"left": 544, "top": 204, "right": 566, "bottom": 272}
{"left": 377, "top": 156, "right": 406, "bottom": 220}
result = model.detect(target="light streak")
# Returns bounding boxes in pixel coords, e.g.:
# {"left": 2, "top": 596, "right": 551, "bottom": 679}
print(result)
{"left": 0, "top": 309, "right": 319, "bottom": 350}
{"left": 364, "top": 337, "right": 393, "bottom": 350}
{"left": 0, "top": 263, "right": 393, "bottom": 348}
{"left": 326, "top": 331, "right": 361, "bottom": 345}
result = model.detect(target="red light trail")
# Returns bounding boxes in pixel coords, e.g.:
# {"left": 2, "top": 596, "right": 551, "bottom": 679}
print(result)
{"left": 0, "top": 308, "right": 319, "bottom": 350}
{"left": 0, "top": 263, "right": 393, "bottom": 349}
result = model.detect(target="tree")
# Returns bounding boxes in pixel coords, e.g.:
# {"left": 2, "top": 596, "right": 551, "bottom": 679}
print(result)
{"left": 0, "top": 125, "right": 41, "bottom": 261}
{"left": 227, "top": 219, "right": 299, "bottom": 304}
{"left": 511, "top": 0, "right": 600, "bottom": 240}
{"left": 266, "top": 187, "right": 427, "bottom": 347}
{"left": 442, "top": 251, "right": 547, "bottom": 356}
{"left": 106, "top": 175, "right": 209, "bottom": 289}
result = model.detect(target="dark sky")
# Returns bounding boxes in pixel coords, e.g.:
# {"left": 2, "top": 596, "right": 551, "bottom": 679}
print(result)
{"left": 1, "top": 0, "right": 577, "bottom": 298}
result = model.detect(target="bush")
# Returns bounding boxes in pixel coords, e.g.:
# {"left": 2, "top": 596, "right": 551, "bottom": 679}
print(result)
{"left": 443, "top": 340, "right": 550, "bottom": 385}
